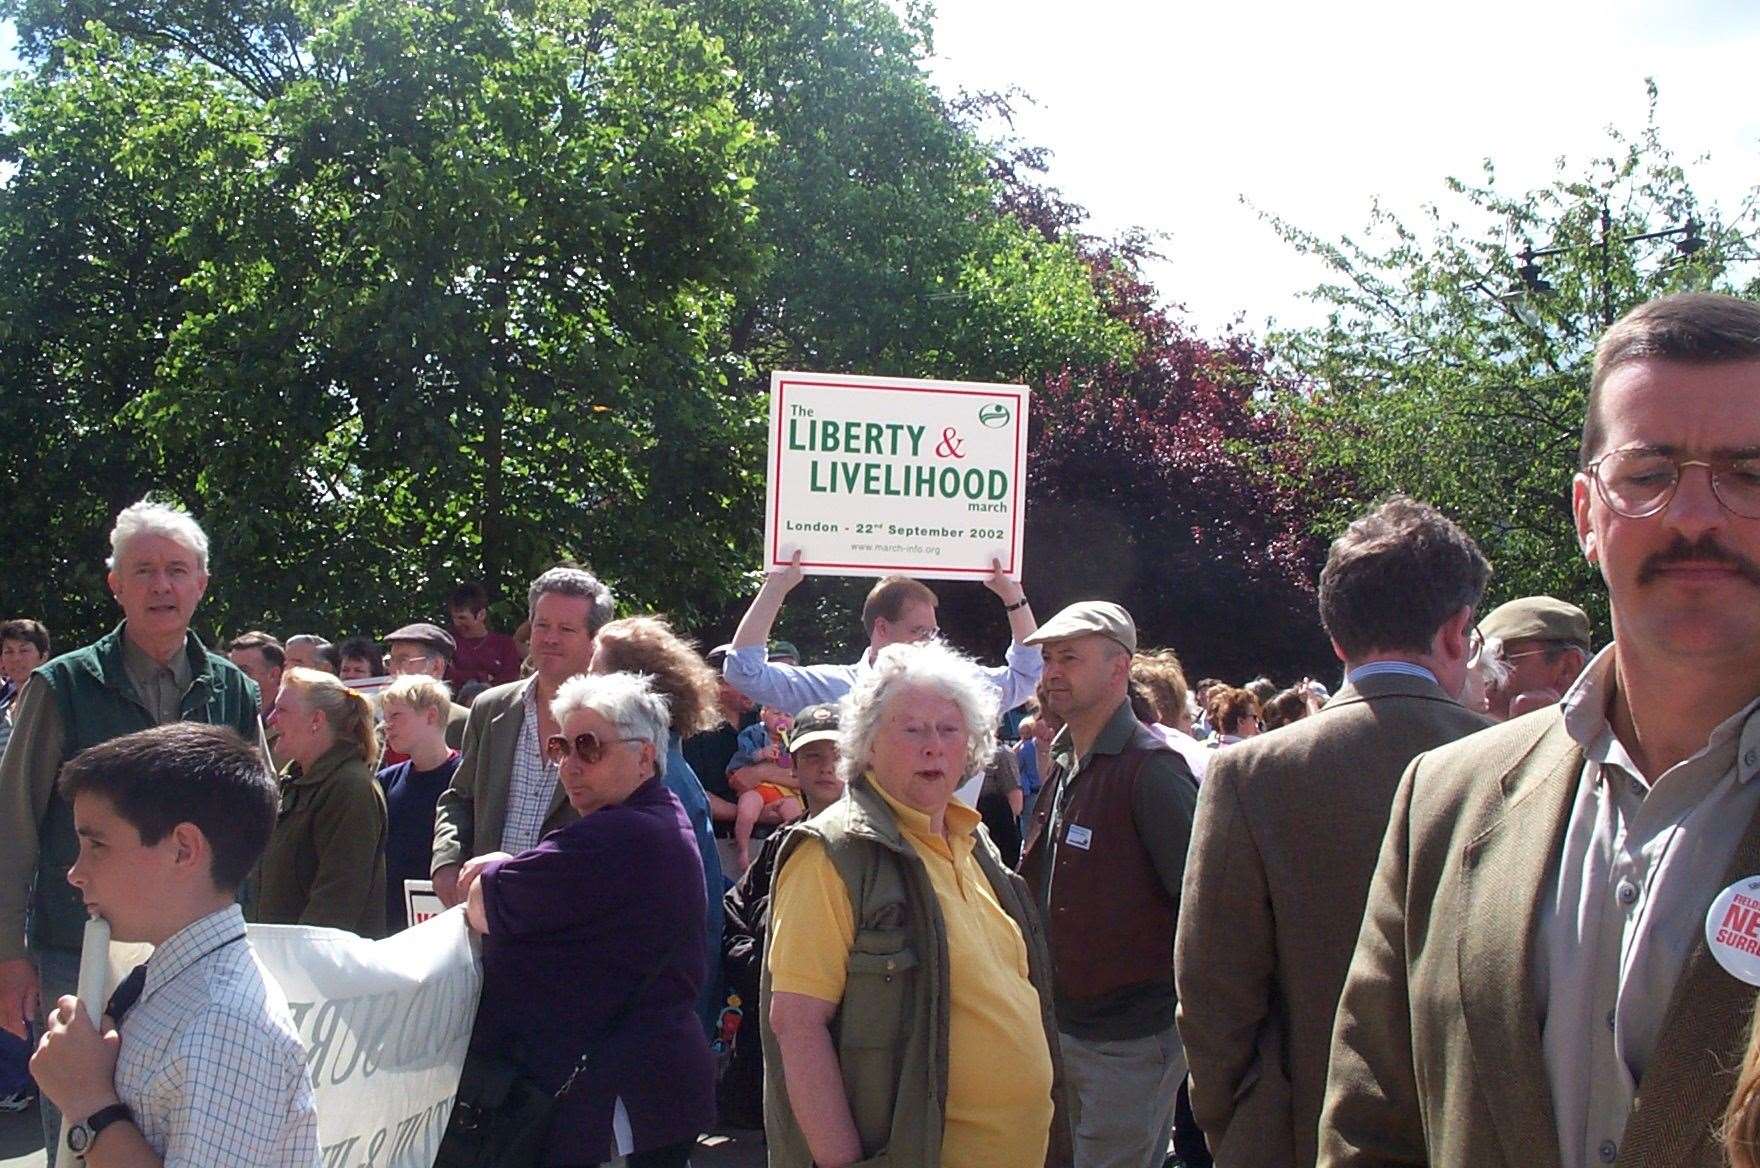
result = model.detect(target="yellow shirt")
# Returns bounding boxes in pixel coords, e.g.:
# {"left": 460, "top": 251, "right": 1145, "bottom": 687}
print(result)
{"left": 768, "top": 780, "right": 1054, "bottom": 1168}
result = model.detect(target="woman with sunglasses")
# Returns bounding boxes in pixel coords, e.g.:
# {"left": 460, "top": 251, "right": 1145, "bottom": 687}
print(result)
{"left": 456, "top": 671, "right": 714, "bottom": 1167}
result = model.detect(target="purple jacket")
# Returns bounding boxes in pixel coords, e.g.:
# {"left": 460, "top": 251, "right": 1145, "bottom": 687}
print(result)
{"left": 477, "top": 775, "right": 714, "bottom": 1164}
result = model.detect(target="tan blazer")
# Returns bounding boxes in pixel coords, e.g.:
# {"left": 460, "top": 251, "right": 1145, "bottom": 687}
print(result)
{"left": 1320, "top": 709, "right": 1760, "bottom": 1168}
{"left": 1176, "top": 673, "right": 1490, "bottom": 1167}
{"left": 429, "top": 677, "right": 577, "bottom": 872}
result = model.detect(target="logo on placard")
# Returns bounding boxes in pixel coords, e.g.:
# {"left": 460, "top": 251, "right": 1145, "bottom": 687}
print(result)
{"left": 978, "top": 403, "right": 1011, "bottom": 428}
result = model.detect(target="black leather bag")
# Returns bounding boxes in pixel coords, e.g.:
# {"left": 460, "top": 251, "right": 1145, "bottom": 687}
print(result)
{"left": 432, "top": 1051, "right": 556, "bottom": 1168}
{"left": 434, "top": 930, "right": 684, "bottom": 1168}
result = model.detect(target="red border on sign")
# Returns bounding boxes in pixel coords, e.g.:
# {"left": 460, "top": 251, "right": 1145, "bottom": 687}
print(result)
{"left": 769, "top": 377, "right": 1025, "bottom": 575}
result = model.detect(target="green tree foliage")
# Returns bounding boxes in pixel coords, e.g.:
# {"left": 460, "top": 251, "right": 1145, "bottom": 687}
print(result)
{"left": 1264, "top": 94, "right": 1759, "bottom": 637}
{"left": 2, "top": 0, "right": 759, "bottom": 639}
{"left": 3, "top": 0, "right": 1136, "bottom": 652}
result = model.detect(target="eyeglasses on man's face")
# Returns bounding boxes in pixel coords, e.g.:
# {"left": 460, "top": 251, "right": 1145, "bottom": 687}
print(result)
{"left": 1585, "top": 448, "right": 1760, "bottom": 520}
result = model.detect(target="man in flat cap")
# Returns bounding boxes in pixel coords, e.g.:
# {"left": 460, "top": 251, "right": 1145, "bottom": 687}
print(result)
{"left": 381, "top": 622, "right": 470, "bottom": 762}
{"left": 1018, "top": 601, "right": 1198, "bottom": 1168}
{"left": 1479, "top": 596, "right": 1593, "bottom": 721}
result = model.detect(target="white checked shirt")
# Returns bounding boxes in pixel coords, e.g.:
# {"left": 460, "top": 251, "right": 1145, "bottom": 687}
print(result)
{"left": 499, "top": 681, "right": 559, "bottom": 855}
{"left": 114, "top": 905, "right": 319, "bottom": 1167}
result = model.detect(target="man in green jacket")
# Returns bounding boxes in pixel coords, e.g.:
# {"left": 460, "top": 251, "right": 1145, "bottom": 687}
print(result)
{"left": 0, "top": 497, "right": 261, "bottom": 1165}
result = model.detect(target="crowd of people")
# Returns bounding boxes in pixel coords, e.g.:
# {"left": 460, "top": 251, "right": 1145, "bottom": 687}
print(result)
{"left": 1, "top": 290, "right": 1760, "bottom": 1168}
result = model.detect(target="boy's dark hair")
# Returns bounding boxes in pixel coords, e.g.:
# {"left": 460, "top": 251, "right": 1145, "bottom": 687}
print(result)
{"left": 317, "top": 641, "right": 343, "bottom": 672}
{"left": 1, "top": 618, "right": 51, "bottom": 658}
{"left": 449, "top": 582, "right": 490, "bottom": 613}
{"left": 59, "top": 723, "right": 276, "bottom": 892}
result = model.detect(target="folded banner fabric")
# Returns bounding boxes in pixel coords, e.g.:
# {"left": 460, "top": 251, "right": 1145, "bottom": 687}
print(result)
{"left": 105, "top": 909, "right": 481, "bottom": 1168}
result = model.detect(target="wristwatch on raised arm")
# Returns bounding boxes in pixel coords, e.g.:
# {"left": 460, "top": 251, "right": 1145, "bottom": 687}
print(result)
{"left": 68, "top": 1102, "right": 133, "bottom": 1158}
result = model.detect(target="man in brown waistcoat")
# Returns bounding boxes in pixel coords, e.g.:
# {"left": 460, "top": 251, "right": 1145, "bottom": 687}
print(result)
{"left": 1321, "top": 293, "right": 1760, "bottom": 1168}
{"left": 1020, "top": 601, "right": 1199, "bottom": 1168}
{"left": 1175, "top": 496, "right": 1491, "bottom": 1167}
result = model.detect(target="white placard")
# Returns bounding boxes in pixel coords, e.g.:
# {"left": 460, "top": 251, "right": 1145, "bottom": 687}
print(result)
{"left": 764, "top": 371, "right": 1031, "bottom": 581}
{"left": 404, "top": 879, "right": 444, "bottom": 927}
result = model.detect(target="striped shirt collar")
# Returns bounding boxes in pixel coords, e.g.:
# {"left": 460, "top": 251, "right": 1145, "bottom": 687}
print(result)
{"left": 1346, "top": 660, "right": 1439, "bottom": 687}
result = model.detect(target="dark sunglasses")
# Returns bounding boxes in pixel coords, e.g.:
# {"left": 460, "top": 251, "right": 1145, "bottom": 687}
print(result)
{"left": 545, "top": 731, "right": 643, "bottom": 765}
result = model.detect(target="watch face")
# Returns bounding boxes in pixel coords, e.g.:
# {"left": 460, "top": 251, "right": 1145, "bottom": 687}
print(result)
{"left": 68, "top": 1125, "right": 91, "bottom": 1153}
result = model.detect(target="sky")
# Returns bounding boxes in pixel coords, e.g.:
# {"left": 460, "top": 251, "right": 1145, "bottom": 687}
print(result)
{"left": 4, "top": 4, "right": 1757, "bottom": 336}
{"left": 918, "top": 0, "right": 1760, "bottom": 334}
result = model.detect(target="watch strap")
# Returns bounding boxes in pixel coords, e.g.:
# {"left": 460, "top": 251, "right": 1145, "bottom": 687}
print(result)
{"left": 80, "top": 1102, "right": 134, "bottom": 1154}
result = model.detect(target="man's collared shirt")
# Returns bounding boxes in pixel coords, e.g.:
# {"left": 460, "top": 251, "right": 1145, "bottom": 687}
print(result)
{"left": 723, "top": 640, "right": 1044, "bottom": 716}
{"left": 499, "top": 681, "right": 557, "bottom": 855}
{"left": 115, "top": 904, "right": 319, "bottom": 1167}
{"left": 1345, "top": 660, "right": 1439, "bottom": 687}
{"left": 1535, "top": 645, "right": 1760, "bottom": 1168}
{"left": 121, "top": 635, "right": 193, "bottom": 725}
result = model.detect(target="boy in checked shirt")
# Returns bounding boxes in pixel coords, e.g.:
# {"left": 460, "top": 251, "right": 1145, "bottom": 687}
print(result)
{"left": 31, "top": 723, "right": 319, "bottom": 1166}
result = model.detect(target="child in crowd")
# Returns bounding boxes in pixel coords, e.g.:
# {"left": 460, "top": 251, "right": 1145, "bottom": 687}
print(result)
{"left": 31, "top": 722, "right": 319, "bottom": 1166}
{"left": 727, "top": 705, "right": 803, "bottom": 870}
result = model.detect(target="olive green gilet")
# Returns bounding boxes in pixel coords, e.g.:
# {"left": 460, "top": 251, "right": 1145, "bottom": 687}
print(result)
{"left": 758, "top": 773, "right": 1072, "bottom": 1168}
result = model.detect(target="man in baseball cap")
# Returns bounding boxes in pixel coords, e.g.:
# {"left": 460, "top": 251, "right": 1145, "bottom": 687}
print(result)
{"left": 1478, "top": 596, "right": 1592, "bottom": 721}
{"left": 1019, "top": 601, "right": 1197, "bottom": 1168}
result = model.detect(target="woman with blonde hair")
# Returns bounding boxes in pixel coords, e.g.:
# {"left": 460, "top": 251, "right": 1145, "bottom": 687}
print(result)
{"left": 589, "top": 615, "right": 727, "bottom": 1031}
{"left": 254, "top": 666, "right": 388, "bottom": 936}
{"left": 1727, "top": 1013, "right": 1760, "bottom": 1168}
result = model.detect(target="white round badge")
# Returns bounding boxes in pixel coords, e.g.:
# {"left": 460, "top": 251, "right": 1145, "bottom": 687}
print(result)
{"left": 1705, "top": 876, "right": 1760, "bottom": 986}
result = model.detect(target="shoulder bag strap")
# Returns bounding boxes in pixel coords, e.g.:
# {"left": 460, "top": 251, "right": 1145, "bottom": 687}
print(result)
{"left": 551, "top": 928, "right": 688, "bottom": 1102}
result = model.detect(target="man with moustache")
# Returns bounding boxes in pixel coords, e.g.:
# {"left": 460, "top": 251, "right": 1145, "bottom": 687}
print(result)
{"left": 1321, "top": 293, "right": 1760, "bottom": 1168}
{"left": 429, "top": 566, "right": 614, "bottom": 907}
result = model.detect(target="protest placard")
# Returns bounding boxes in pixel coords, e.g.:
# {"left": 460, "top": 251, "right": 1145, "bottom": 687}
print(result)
{"left": 404, "top": 879, "right": 444, "bottom": 927}
{"left": 764, "top": 371, "right": 1031, "bottom": 581}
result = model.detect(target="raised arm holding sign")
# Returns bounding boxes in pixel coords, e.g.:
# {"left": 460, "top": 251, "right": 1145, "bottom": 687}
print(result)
{"left": 727, "top": 371, "right": 1043, "bottom": 719}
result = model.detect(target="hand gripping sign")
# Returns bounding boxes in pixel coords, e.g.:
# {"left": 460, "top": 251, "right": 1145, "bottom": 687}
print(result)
{"left": 764, "top": 371, "right": 1031, "bottom": 581}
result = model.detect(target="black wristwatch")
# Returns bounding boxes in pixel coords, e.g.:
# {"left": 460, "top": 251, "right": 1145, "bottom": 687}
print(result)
{"left": 68, "top": 1102, "right": 133, "bottom": 1157}
{"left": 1004, "top": 596, "right": 1031, "bottom": 612}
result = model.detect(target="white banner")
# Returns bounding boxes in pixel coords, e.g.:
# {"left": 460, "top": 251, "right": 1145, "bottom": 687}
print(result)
{"left": 107, "top": 912, "right": 480, "bottom": 1168}
{"left": 764, "top": 371, "right": 1031, "bottom": 581}
{"left": 252, "top": 912, "right": 480, "bottom": 1168}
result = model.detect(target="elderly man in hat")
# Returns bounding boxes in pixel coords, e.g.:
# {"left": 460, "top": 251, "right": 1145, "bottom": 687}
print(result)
{"left": 1018, "top": 601, "right": 1199, "bottom": 1168}
{"left": 1478, "top": 595, "right": 1593, "bottom": 721}
{"left": 380, "top": 622, "right": 471, "bottom": 764}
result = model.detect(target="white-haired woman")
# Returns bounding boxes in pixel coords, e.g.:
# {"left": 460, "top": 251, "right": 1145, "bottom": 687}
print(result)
{"left": 456, "top": 672, "right": 713, "bottom": 1167}
{"left": 762, "top": 641, "right": 1071, "bottom": 1168}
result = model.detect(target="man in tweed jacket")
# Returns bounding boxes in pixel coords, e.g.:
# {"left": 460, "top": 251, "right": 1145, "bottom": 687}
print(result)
{"left": 1321, "top": 292, "right": 1760, "bottom": 1168}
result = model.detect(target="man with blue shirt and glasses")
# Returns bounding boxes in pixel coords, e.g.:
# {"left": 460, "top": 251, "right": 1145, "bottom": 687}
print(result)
{"left": 721, "top": 550, "right": 1043, "bottom": 717}
{"left": 1176, "top": 496, "right": 1492, "bottom": 1168}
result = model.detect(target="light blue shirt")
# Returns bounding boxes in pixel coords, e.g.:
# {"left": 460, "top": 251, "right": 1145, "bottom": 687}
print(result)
{"left": 1345, "top": 660, "right": 1439, "bottom": 687}
{"left": 723, "top": 640, "right": 1044, "bottom": 716}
